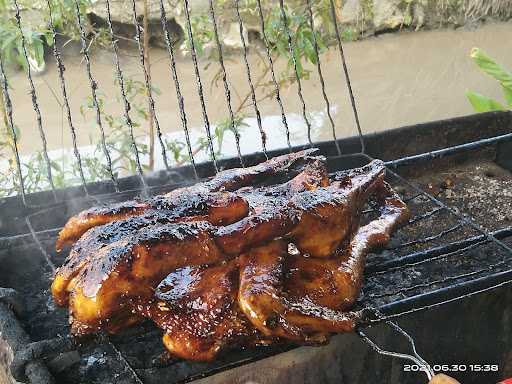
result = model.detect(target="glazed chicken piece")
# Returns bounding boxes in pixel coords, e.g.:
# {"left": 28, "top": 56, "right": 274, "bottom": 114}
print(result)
{"left": 53, "top": 160, "right": 329, "bottom": 334}
{"left": 239, "top": 240, "right": 357, "bottom": 342}
{"left": 51, "top": 191, "right": 249, "bottom": 306}
{"left": 64, "top": 221, "right": 226, "bottom": 335}
{"left": 217, "top": 160, "right": 384, "bottom": 257}
{"left": 239, "top": 181, "right": 409, "bottom": 341}
{"left": 133, "top": 259, "right": 272, "bottom": 361}
{"left": 56, "top": 149, "right": 320, "bottom": 250}
{"left": 285, "top": 181, "right": 410, "bottom": 310}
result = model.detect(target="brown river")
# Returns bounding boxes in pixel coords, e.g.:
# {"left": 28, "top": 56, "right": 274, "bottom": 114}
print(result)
{"left": 3, "top": 21, "right": 512, "bottom": 167}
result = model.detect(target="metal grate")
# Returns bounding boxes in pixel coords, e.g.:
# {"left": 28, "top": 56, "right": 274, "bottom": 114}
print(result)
{"left": 3, "top": 149, "right": 512, "bottom": 383}
{"left": 0, "top": 0, "right": 511, "bottom": 383}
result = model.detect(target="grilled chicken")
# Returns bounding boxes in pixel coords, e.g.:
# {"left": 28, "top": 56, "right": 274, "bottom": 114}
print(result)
{"left": 52, "top": 159, "right": 329, "bottom": 334}
{"left": 52, "top": 152, "right": 409, "bottom": 361}
{"left": 141, "top": 175, "right": 408, "bottom": 358}
{"left": 56, "top": 149, "right": 320, "bottom": 250}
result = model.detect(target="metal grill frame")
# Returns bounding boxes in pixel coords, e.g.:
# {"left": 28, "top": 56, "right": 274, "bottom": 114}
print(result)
{"left": 0, "top": 112, "right": 511, "bottom": 383}
{"left": 0, "top": 0, "right": 511, "bottom": 383}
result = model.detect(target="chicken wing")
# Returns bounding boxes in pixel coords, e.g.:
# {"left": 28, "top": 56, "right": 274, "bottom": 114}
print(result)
{"left": 51, "top": 191, "right": 248, "bottom": 306}
{"left": 66, "top": 221, "right": 224, "bottom": 335}
{"left": 238, "top": 240, "right": 357, "bottom": 342}
{"left": 217, "top": 160, "right": 385, "bottom": 257}
{"left": 238, "top": 181, "right": 409, "bottom": 340}
{"left": 285, "top": 181, "right": 410, "bottom": 310}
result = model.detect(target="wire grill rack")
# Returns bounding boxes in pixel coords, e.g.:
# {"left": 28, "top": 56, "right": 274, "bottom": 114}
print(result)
{"left": 2, "top": 150, "right": 511, "bottom": 383}
{"left": 0, "top": 0, "right": 512, "bottom": 383}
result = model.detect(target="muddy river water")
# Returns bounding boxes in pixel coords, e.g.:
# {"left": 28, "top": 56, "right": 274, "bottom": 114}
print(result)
{"left": 4, "top": 21, "right": 512, "bottom": 166}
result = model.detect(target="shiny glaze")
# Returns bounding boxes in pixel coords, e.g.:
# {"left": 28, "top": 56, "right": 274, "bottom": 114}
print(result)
{"left": 238, "top": 240, "right": 357, "bottom": 342}
{"left": 133, "top": 260, "right": 268, "bottom": 361}
{"left": 52, "top": 192, "right": 248, "bottom": 305}
{"left": 66, "top": 221, "right": 225, "bottom": 334}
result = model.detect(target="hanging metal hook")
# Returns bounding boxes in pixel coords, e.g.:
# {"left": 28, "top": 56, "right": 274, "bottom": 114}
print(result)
{"left": 357, "top": 321, "right": 435, "bottom": 381}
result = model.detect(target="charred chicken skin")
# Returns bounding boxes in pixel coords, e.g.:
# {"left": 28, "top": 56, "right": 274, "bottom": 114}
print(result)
{"left": 52, "top": 151, "right": 409, "bottom": 360}
{"left": 56, "top": 149, "right": 320, "bottom": 250}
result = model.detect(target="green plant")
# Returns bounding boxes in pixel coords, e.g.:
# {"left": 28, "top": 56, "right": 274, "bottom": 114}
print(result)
{"left": 0, "top": 0, "right": 347, "bottom": 197}
{"left": 0, "top": 0, "right": 92, "bottom": 70}
{"left": 173, "top": 0, "right": 331, "bottom": 165}
{"left": 80, "top": 78, "right": 156, "bottom": 176}
{"left": 466, "top": 47, "right": 512, "bottom": 112}
{"left": 264, "top": 4, "right": 326, "bottom": 79}
{"left": 182, "top": 13, "right": 215, "bottom": 58}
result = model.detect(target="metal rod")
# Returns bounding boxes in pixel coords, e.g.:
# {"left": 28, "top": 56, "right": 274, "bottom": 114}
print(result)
{"left": 208, "top": 0, "right": 244, "bottom": 167}
{"left": 109, "top": 339, "right": 145, "bottom": 384}
{"left": 278, "top": 0, "right": 313, "bottom": 146}
{"left": 182, "top": 0, "right": 218, "bottom": 172}
{"left": 328, "top": 0, "right": 365, "bottom": 153}
{"left": 130, "top": 0, "right": 170, "bottom": 171}
{"left": 13, "top": 0, "right": 58, "bottom": 201}
{"left": 25, "top": 211, "right": 56, "bottom": 273}
{"left": 46, "top": 0, "right": 88, "bottom": 195}
{"left": 0, "top": 52, "right": 27, "bottom": 204}
{"left": 359, "top": 311, "right": 434, "bottom": 377}
{"left": 407, "top": 206, "right": 445, "bottom": 224}
{"left": 386, "top": 131, "right": 512, "bottom": 167}
{"left": 385, "top": 320, "right": 432, "bottom": 371}
{"left": 234, "top": 0, "right": 268, "bottom": 158}
{"left": 305, "top": 0, "right": 341, "bottom": 155}
{"left": 375, "top": 268, "right": 512, "bottom": 321}
{"left": 158, "top": 0, "right": 198, "bottom": 178}
{"left": 370, "top": 255, "right": 510, "bottom": 300}
{"left": 390, "top": 224, "right": 462, "bottom": 250}
{"left": 357, "top": 329, "right": 433, "bottom": 381}
{"left": 104, "top": 0, "right": 147, "bottom": 189}
{"left": 367, "top": 236, "right": 489, "bottom": 276}
{"left": 73, "top": 0, "right": 119, "bottom": 191}
{"left": 255, "top": 0, "right": 292, "bottom": 151}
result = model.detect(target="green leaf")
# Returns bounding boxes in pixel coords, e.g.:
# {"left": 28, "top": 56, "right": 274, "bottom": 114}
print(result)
{"left": 502, "top": 84, "right": 512, "bottom": 107}
{"left": 471, "top": 48, "right": 512, "bottom": 91}
{"left": 466, "top": 91, "right": 507, "bottom": 113}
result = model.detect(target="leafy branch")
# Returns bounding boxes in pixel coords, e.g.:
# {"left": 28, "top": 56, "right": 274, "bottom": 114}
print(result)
{"left": 466, "top": 47, "right": 512, "bottom": 112}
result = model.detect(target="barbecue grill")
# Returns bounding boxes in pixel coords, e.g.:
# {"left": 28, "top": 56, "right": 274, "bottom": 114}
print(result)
{"left": 1, "top": 0, "right": 511, "bottom": 383}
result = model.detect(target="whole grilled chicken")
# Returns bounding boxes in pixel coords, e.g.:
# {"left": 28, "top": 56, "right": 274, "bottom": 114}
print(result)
{"left": 51, "top": 151, "right": 409, "bottom": 360}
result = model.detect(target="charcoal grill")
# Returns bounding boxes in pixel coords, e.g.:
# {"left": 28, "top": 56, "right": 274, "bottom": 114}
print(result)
{"left": 1, "top": 0, "right": 512, "bottom": 383}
